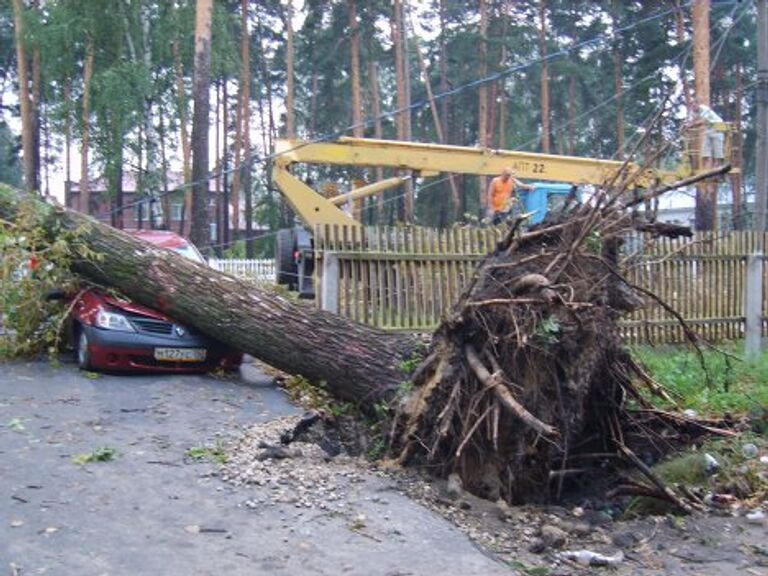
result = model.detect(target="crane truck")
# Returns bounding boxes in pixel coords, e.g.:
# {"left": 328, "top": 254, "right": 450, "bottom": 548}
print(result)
{"left": 272, "top": 134, "right": 733, "bottom": 297}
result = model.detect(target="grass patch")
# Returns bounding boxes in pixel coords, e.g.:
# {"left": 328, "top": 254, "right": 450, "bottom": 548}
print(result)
{"left": 634, "top": 345, "right": 768, "bottom": 416}
{"left": 185, "top": 442, "right": 228, "bottom": 465}
{"left": 73, "top": 446, "right": 117, "bottom": 465}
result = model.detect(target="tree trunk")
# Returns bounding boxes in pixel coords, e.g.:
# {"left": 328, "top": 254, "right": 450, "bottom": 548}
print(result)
{"left": 478, "top": 0, "right": 489, "bottom": 212}
{"left": 141, "top": 2, "right": 158, "bottom": 228}
{"left": 172, "top": 39, "right": 192, "bottom": 233}
{"left": 348, "top": 0, "right": 364, "bottom": 221}
{"left": 391, "top": 0, "right": 413, "bottom": 223}
{"left": 159, "top": 111, "right": 171, "bottom": 231}
{"left": 731, "top": 63, "right": 744, "bottom": 229}
{"left": 11, "top": 0, "right": 37, "bottom": 193}
{"left": 368, "top": 59, "right": 385, "bottom": 220}
{"left": 309, "top": 71, "right": 318, "bottom": 138}
{"left": 31, "top": 17, "right": 41, "bottom": 192}
{"left": 693, "top": 0, "right": 715, "bottom": 231}
{"left": 240, "top": 0, "right": 253, "bottom": 258}
{"left": 538, "top": 0, "right": 550, "bottom": 154}
{"left": 231, "top": 56, "right": 243, "bottom": 239}
{"left": 498, "top": 42, "right": 507, "bottom": 150}
{"left": 80, "top": 40, "right": 94, "bottom": 215}
{"left": 220, "top": 78, "right": 229, "bottom": 247}
{"left": 613, "top": 40, "right": 625, "bottom": 159}
{"left": 439, "top": 0, "right": 459, "bottom": 220}
{"left": 567, "top": 76, "right": 576, "bottom": 155}
{"left": 285, "top": 0, "right": 295, "bottom": 139}
{"left": 64, "top": 78, "right": 71, "bottom": 188}
{"left": 191, "top": 0, "right": 213, "bottom": 251}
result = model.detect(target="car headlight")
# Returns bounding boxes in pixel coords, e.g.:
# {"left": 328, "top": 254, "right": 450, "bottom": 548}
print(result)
{"left": 95, "top": 309, "right": 136, "bottom": 332}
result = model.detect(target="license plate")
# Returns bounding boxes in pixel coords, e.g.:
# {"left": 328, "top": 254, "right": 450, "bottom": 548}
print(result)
{"left": 154, "top": 348, "right": 206, "bottom": 362}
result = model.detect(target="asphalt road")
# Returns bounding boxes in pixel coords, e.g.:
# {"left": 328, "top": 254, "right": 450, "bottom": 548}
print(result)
{"left": 0, "top": 358, "right": 511, "bottom": 576}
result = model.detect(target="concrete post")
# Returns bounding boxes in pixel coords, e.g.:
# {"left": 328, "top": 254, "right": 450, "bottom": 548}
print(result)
{"left": 745, "top": 253, "right": 764, "bottom": 358}
{"left": 321, "top": 252, "right": 340, "bottom": 314}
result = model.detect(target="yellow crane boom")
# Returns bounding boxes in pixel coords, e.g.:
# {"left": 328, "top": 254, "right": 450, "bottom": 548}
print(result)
{"left": 272, "top": 137, "right": 684, "bottom": 228}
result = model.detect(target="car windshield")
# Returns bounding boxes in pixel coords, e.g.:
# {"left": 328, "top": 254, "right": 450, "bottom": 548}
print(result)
{"left": 173, "top": 245, "right": 205, "bottom": 264}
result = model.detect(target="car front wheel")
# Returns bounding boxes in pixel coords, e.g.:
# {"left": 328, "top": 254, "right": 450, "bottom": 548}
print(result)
{"left": 77, "top": 328, "right": 92, "bottom": 370}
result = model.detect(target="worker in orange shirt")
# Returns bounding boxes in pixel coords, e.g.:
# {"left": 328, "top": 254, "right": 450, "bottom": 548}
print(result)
{"left": 486, "top": 167, "right": 533, "bottom": 225}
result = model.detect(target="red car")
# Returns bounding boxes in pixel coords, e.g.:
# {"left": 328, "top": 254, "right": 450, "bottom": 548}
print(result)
{"left": 68, "top": 230, "right": 242, "bottom": 374}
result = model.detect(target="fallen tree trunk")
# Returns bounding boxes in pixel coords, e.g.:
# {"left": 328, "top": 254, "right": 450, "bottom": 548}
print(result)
{"left": 0, "top": 185, "right": 416, "bottom": 403}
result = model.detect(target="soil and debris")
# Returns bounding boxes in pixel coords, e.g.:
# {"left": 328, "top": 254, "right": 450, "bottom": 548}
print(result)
{"left": 221, "top": 413, "right": 372, "bottom": 510}
{"left": 221, "top": 406, "right": 768, "bottom": 575}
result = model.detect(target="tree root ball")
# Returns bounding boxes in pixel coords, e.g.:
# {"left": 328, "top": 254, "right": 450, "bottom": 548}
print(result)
{"left": 390, "top": 219, "right": 652, "bottom": 503}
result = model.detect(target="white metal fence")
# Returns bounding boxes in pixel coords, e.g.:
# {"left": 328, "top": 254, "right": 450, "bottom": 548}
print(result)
{"left": 208, "top": 258, "right": 276, "bottom": 284}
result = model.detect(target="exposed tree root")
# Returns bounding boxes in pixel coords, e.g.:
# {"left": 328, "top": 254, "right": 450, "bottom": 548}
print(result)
{"left": 389, "top": 166, "right": 733, "bottom": 507}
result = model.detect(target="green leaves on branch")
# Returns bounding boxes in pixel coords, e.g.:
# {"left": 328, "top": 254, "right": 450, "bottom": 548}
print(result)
{"left": 0, "top": 190, "right": 93, "bottom": 359}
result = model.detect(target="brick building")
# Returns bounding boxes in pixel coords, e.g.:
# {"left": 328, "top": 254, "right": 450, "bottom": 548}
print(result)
{"left": 64, "top": 173, "right": 238, "bottom": 242}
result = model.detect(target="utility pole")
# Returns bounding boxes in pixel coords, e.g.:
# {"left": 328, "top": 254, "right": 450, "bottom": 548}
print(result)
{"left": 757, "top": 0, "right": 768, "bottom": 233}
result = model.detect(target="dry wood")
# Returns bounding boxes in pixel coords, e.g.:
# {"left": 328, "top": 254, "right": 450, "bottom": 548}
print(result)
{"left": 465, "top": 344, "right": 559, "bottom": 438}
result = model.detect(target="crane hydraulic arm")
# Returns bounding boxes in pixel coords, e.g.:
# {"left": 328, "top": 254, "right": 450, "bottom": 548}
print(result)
{"left": 272, "top": 136, "right": 684, "bottom": 229}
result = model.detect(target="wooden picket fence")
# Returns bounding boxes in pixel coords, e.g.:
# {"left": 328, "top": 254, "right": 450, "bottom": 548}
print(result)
{"left": 208, "top": 258, "right": 276, "bottom": 284}
{"left": 314, "top": 225, "right": 768, "bottom": 344}
{"left": 315, "top": 225, "right": 502, "bottom": 330}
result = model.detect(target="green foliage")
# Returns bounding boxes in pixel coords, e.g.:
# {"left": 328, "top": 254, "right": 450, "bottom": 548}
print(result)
{"left": 73, "top": 446, "right": 118, "bottom": 465}
{"left": 534, "top": 315, "right": 561, "bottom": 344}
{"left": 626, "top": 433, "right": 768, "bottom": 517}
{"left": 185, "top": 442, "right": 228, "bottom": 465}
{"left": 635, "top": 346, "right": 768, "bottom": 415}
{"left": 585, "top": 230, "right": 602, "bottom": 254}
{"left": 7, "top": 418, "right": 25, "bottom": 431}
{"left": 0, "top": 122, "right": 22, "bottom": 187}
{"left": 398, "top": 350, "right": 423, "bottom": 375}
{"left": 0, "top": 196, "right": 85, "bottom": 359}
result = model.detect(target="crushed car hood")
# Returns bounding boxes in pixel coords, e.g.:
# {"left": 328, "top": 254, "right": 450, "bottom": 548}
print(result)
{"left": 101, "top": 292, "right": 172, "bottom": 322}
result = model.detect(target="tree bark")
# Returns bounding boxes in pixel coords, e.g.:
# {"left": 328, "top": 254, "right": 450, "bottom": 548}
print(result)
{"left": 348, "top": 0, "right": 364, "bottom": 221}
{"left": 478, "top": 0, "right": 489, "bottom": 212}
{"left": 391, "top": 0, "right": 413, "bottom": 223}
{"left": 692, "top": 0, "right": 715, "bottom": 231}
{"left": 731, "top": 63, "right": 744, "bottom": 229}
{"left": 172, "top": 39, "right": 192, "bottom": 234}
{"left": 368, "top": 59, "right": 385, "bottom": 220}
{"left": 11, "top": 0, "right": 37, "bottom": 193}
{"left": 285, "top": 0, "right": 295, "bottom": 139}
{"left": 31, "top": 8, "right": 41, "bottom": 192}
{"left": 568, "top": 76, "right": 576, "bottom": 156}
{"left": 613, "top": 40, "right": 625, "bottom": 159}
{"left": 191, "top": 0, "right": 213, "bottom": 251}
{"left": 231, "top": 52, "right": 243, "bottom": 239}
{"left": 64, "top": 78, "right": 72, "bottom": 191}
{"left": 498, "top": 42, "right": 507, "bottom": 150}
{"left": 80, "top": 40, "right": 94, "bottom": 215}
{"left": 439, "top": 0, "right": 459, "bottom": 220}
{"left": 538, "top": 0, "right": 551, "bottom": 154}
{"left": 240, "top": 0, "right": 253, "bottom": 258}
